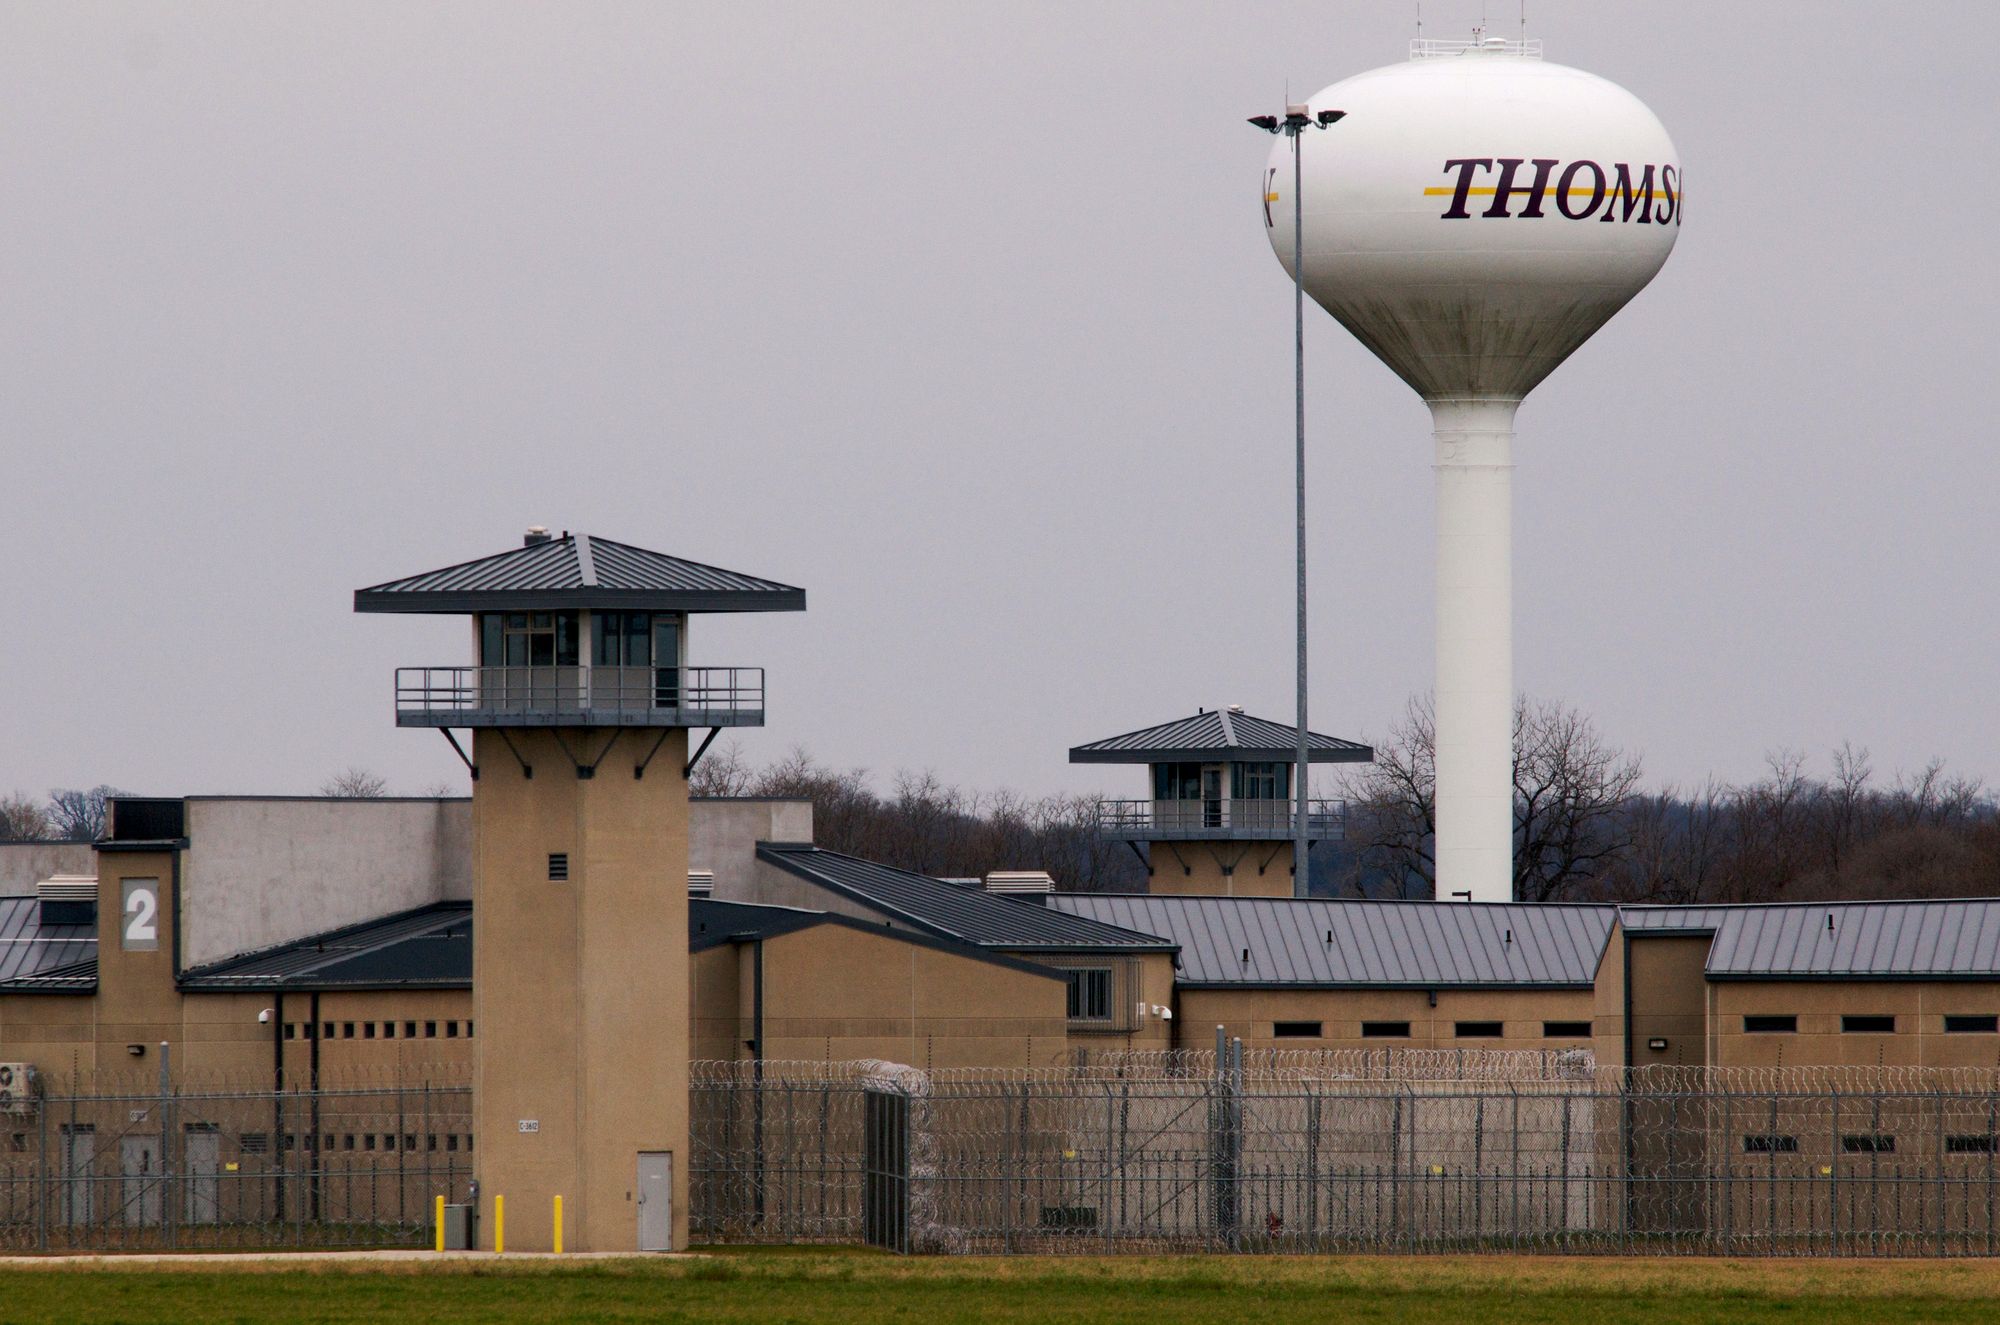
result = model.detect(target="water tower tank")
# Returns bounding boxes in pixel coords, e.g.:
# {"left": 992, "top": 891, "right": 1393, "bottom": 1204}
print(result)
{"left": 1263, "top": 35, "right": 1679, "bottom": 903}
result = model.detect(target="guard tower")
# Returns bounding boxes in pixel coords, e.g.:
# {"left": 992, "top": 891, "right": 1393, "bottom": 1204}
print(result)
{"left": 1071, "top": 707, "right": 1372, "bottom": 898}
{"left": 356, "top": 528, "right": 803, "bottom": 1252}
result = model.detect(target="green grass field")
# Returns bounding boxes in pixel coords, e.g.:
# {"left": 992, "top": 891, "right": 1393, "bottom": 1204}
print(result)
{"left": 2, "top": 1249, "right": 1998, "bottom": 1324}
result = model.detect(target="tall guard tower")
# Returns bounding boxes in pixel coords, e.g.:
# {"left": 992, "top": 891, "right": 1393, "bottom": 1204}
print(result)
{"left": 357, "top": 528, "right": 804, "bottom": 1251}
{"left": 1073, "top": 707, "right": 1371, "bottom": 897}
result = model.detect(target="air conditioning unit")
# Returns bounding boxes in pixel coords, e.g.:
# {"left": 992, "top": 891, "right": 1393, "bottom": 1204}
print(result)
{"left": 0, "top": 1063, "right": 36, "bottom": 1115}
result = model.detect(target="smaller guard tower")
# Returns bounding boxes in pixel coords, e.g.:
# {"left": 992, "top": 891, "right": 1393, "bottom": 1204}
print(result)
{"left": 356, "top": 528, "right": 802, "bottom": 1252}
{"left": 1071, "top": 707, "right": 1372, "bottom": 898}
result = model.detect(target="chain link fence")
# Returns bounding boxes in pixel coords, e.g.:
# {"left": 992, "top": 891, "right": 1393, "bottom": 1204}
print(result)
{"left": 692, "top": 1050, "right": 2000, "bottom": 1256}
{"left": 0, "top": 1063, "right": 472, "bottom": 1251}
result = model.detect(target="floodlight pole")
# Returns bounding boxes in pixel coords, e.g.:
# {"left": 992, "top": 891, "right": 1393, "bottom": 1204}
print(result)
{"left": 1250, "top": 105, "right": 1344, "bottom": 897}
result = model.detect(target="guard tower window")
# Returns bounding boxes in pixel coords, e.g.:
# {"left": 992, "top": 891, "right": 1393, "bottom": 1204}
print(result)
{"left": 548, "top": 853, "right": 569, "bottom": 882}
{"left": 1152, "top": 763, "right": 1204, "bottom": 801}
{"left": 592, "top": 612, "right": 653, "bottom": 667}
{"left": 1066, "top": 970, "right": 1112, "bottom": 1021}
{"left": 480, "top": 612, "right": 580, "bottom": 668}
{"left": 1231, "top": 762, "right": 1291, "bottom": 801}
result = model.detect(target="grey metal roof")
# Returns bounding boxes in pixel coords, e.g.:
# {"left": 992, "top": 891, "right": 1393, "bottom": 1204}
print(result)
{"left": 0, "top": 898, "right": 95, "bottom": 992}
{"left": 1070, "top": 710, "right": 1372, "bottom": 764}
{"left": 1617, "top": 906, "right": 1735, "bottom": 934}
{"left": 1047, "top": 894, "right": 1615, "bottom": 987}
{"left": 755, "top": 845, "right": 1176, "bottom": 953}
{"left": 1702, "top": 900, "right": 2000, "bottom": 980}
{"left": 355, "top": 533, "right": 805, "bottom": 614}
{"left": 689, "top": 897, "right": 1066, "bottom": 979}
{"left": 180, "top": 903, "right": 472, "bottom": 990}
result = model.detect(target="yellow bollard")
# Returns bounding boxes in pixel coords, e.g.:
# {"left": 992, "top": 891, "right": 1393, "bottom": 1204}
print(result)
{"left": 553, "top": 1195, "right": 563, "bottom": 1255}
{"left": 495, "top": 1194, "right": 504, "bottom": 1254}
{"left": 434, "top": 1194, "right": 445, "bottom": 1253}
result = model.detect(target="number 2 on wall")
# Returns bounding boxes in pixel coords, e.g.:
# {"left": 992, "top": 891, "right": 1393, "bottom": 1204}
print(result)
{"left": 124, "top": 885, "right": 157, "bottom": 945}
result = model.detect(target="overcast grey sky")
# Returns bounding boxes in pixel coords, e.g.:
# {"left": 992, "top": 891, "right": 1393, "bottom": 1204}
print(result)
{"left": 4, "top": 2, "right": 1996, "bottom": 805}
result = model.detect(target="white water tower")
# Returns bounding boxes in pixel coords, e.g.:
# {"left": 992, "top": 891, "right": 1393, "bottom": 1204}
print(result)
{"left": 1263, "top": 34, "right": 1679, "bottom": 903}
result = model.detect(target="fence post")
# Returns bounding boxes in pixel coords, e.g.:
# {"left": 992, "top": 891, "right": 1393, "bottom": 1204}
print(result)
{"left": 160, "top": 1041, "right": 175, "bottom": 1250}
{"left": 35, "top": 1072, "right": 48, "bottom": 1264}
{"left": 1104, "top": 1088, "right": 1120, "bottom": 1248}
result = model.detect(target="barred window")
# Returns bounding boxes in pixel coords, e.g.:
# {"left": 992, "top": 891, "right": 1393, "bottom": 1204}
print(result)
{"left": 1743, "top": 1134, "right": 1798, "bottom": 1154}
{"left": 1066, "top": 970, "right": 1112, "bottom": 1021}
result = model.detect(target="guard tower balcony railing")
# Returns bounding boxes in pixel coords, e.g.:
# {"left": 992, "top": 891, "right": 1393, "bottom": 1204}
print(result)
{"left": 1094, "top": 798, "right": 1346, "bottom": 841}
{"left": 393, "top": 665, "right": 764, "bottom": 728}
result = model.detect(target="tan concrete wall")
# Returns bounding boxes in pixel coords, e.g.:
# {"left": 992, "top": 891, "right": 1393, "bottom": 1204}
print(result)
{"left": 1712, "top": 982, "right": 2000, "bottom": 1069}
{"left": 1591, "top": 922, "right": 1628, "bottom": 1072}
{"left": 471, "top": 726, "right": 689, "bottom": 1254}
{"left": 1625, "top": 935, "right": 1713, "bottom": 1069}
{"left": 690, "top": 927, "right": 1070, "bottom": 1070}
{"left": 1176, "top": 985, "right": 1596, "bottom": 1054}
{"left": 1146, "top": 840, "right": 1295, "bottom": 898}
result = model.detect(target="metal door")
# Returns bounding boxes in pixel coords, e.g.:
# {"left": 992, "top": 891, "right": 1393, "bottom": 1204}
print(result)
{"left": 121, "top": 1135, "right": 162, "bottom": 1227}
{"left": 183, "top": 1126, "right": 220, "bottom": 1224}
{"left": 1201, "top": 767, "right": 1223, "bottom": 829}
{"left": 60, "top": 1125, "right": 94, "bottom": 1227}
{"left": 637, "top": 1151, "right": 673, "bottom": 1251}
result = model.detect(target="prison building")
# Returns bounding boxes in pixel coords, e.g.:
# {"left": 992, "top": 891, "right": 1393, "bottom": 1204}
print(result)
{"left": 741, "top": 844, "right": 1181, "bottom": 1049}
{"left": 1070, "top": 708, "right": 1373, "bottom": 898}
{"left": 1047, "top": 892, "right": 1607, "bottom": 1054}
{"left": 689, "top": 899, "right": 1073, "bottom": 1069}
{"left": 1605, "top": 900, "right": 2000, "bottom": 1071}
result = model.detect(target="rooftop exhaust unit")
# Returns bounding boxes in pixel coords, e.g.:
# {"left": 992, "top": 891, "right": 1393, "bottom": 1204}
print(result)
{"left": 36, "top": 876, "right": 96, "bottom": 927}
{"left": 984, "top": 871, "right": 1056, "bottom": 895}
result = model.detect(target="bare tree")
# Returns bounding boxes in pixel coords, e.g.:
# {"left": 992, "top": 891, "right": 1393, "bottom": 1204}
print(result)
{"left": 688, "top": 741, "right": 756, "bottom": 797}
{"left": 47, "top": 786, "right": 127, "bottom": 841}
{"left": 0, "top": 793, "right": 51, "bottom": 840}
{"left": 1340, "top": 695, "right": 1641, "bottom": 902}
{"left": 1512, "top": 698, "right": 1643, "bottom": 902}
{"left": 320, "top": 768, "right": 390, "bottom": 798}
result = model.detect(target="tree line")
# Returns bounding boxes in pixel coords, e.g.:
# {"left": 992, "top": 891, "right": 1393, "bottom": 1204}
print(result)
{"left": 13, "top": 704, "right": 1994, "bottom": 904}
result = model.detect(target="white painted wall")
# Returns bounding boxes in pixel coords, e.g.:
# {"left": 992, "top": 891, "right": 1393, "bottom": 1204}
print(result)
{"left": 181, "top": 797, "right": 471, "bottom": 966}
{"left": 0, "top": 842, "right": 96, "bottom": 897}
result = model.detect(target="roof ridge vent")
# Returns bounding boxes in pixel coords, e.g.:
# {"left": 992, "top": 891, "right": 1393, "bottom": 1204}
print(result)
{"left": 523, "top": 525, "right": 553, "bottom": 546}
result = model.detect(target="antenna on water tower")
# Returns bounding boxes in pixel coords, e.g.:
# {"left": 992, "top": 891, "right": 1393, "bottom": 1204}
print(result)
{"left": 1256, "top": 33, "right": 1681, "bottom": 904}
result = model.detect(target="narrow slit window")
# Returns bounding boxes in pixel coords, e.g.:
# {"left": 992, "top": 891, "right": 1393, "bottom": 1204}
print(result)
{"left": 1455, "top": 1021, "right": 1504, "bottom": 1038}
{"left": 1842, "top": 1134, "right": 1895, "bottom": 1155}
{"left": 1543, "top": 1021, "right": 1592, "bottom": 1038}
{"left": 1743, "top": 1134, "right": 1798, "bottom": 1154}
{"left": 1743, "top": 1015, "right": 1796, "bottom": 1034}
{"left": 1841, "top": 1015, "right": 1895, "bottom": 1034}
{"left": 1945, "top": 1015, "right": 1998, "bottom": 1034}
{"left": 1361, "top": 1021, "right": 1410, "bottom": 1039}
{"left": 1272, "top": 1021, "right": 1322, "bottom": 1039}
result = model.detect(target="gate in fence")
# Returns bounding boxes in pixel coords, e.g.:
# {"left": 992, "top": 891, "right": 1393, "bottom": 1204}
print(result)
{"left": 862, "top": 1088, "right": 909, "bottom": 1253}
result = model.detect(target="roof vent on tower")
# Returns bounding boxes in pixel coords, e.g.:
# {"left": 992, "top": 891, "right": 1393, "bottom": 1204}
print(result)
{"left": 1227, "top": 704, "right": 1244, "bottom": 714}
{"left": 984, "top": 870, "right": 1056, "bottom": 896}
{"left": 523, "top": 525, "right": 553, "bottom": 547}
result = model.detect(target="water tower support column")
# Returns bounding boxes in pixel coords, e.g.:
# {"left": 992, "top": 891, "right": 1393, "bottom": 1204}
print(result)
{"left": 1429, "top": 395, "right": 1518, "bottom": 903}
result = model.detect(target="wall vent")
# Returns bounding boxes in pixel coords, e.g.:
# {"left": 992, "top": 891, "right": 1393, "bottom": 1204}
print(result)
{"left": 547, "top": 853, "right": 569, "bottom": 882}
{"left": 35, "top": 876, "right": 95, "bottom": 927}
{"left": 687, "top": 870, "right": 715, "bottom": 898}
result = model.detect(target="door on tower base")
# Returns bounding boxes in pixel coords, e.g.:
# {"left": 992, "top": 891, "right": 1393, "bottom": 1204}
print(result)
{"left": 637, "top": 1152, "right": 673, "bottom": 1251}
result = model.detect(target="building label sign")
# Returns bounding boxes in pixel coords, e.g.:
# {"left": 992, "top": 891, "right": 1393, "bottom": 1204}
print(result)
{"left": 518, "top": 1120, "right": 539, "bottom": 1134}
